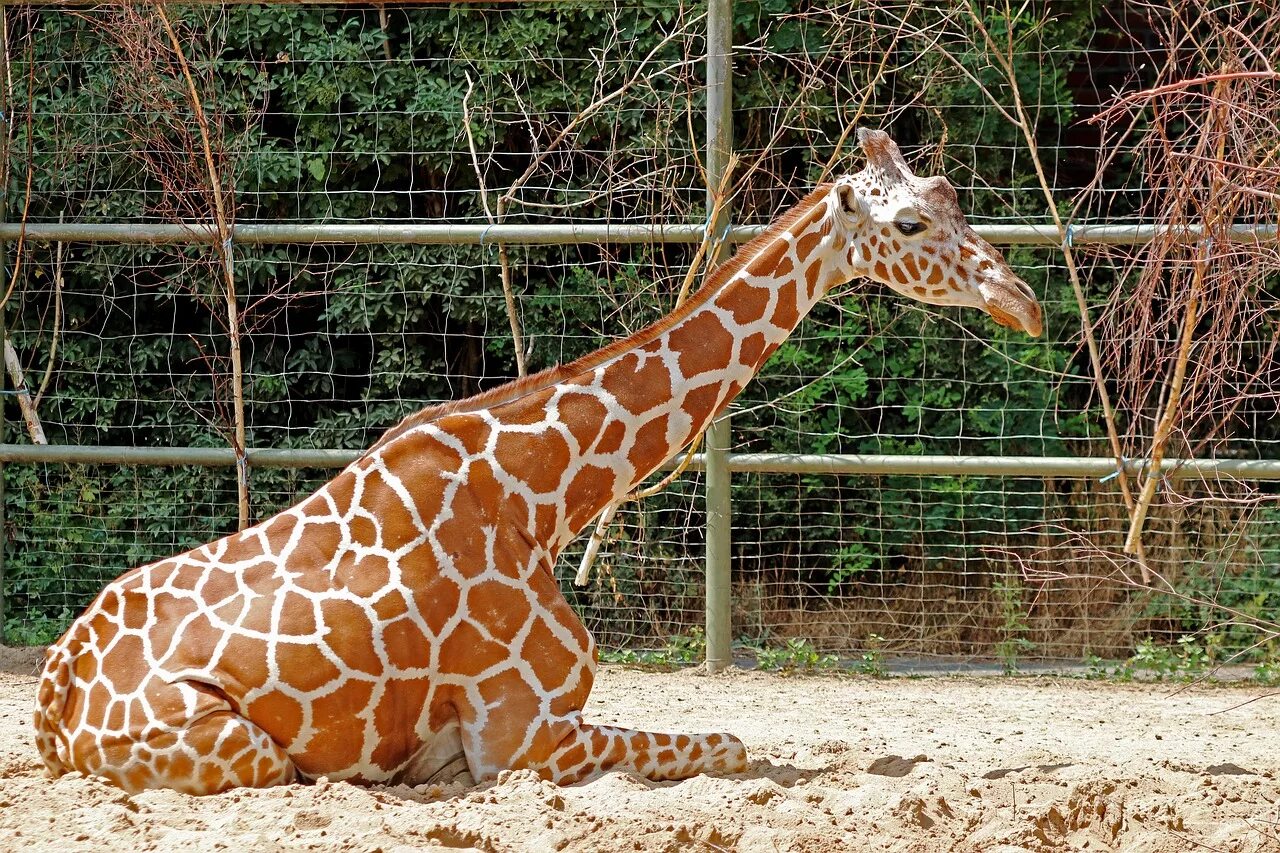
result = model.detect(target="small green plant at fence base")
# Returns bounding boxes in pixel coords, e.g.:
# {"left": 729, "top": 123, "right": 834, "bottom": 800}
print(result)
{"left": 856, "top": 633, "right": 887, "bottom": 677}
{"left": 1087, "top": 635, "right": 1224, "bottom": 682}
{"left": 599, "top": 628, "right": 706, "bottom": 668}
{"left": 597, "top": 648, "right": 653, "bottom": 666}
{"left": 1255, "top": 659, "right": 1280, "bottom": 686}
{"left": 1084, "top": 654, "right": 1116, "bottom": 680}
{"left": 751, "top": 638, "right": 839, "bottom": 672}
{"left": 995, "top": 637, "right": 1036, "bottom": 675}
{"left": 993, "top": 577, "right": 1035, "bottom": 675}
{"left": 662, "top": 628, "right": 706, "bottom": 664}
{"left": 1127, "top": 638, "right": 1177, "bottom": 680}
{"left": 1130, "top": 635, "right": 1215, "bottom": 681}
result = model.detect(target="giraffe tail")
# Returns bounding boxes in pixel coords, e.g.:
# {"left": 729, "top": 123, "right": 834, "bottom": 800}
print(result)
{"left": 33, "top": 632, "right": 79, "bottom": 778}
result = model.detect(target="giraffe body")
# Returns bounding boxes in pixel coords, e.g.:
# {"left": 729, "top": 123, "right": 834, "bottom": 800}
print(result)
{"left": 34, "top": 130, "right": 1041, "bottom": 794}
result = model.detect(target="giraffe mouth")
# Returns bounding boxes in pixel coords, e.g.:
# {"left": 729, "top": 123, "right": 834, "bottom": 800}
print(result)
{"left": 979, "top": 278, "right": 1043, "bottom": 338}
{"left": 988, "top": 305, "right": 1025, "bottom": 331}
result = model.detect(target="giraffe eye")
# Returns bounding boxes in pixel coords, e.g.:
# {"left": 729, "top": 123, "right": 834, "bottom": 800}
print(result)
{"left": 895, "top": 220, "right": 927, "bottom": 236}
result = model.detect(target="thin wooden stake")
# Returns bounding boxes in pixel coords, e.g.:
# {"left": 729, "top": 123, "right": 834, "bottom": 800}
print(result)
{"left": 572, "top": 157, "right": 738, "bottom": 587}
{"left": 3, "top": 341, "right": 44, "bottom": 444}
{"left": 155, "top": 2, "right": 250, "bottom": 529}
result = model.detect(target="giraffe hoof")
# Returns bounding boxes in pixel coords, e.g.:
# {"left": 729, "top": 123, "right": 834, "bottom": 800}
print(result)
{"left": 712, "top": 734, "right": 749, "bottom": 774}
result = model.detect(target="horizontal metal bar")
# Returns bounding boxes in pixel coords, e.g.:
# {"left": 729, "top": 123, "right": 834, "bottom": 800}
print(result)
{"left": 1, "top": 1, "right": 512, "bottom": 4}
{"left": 715, "top": 453, "right": 1280, "bottom": 480}
{"left": 0, "top": 1, "right": 503, "bottom": 5}
{"left": 0, "top": 444, "right": 361, "bottom": 469}
{"left": 0, "top": 222, "right": 1274, "bottom": 247}
{"left": 2, "top": 444, "right": 1279, "bottom": 480}
{"left": 1049, "top": 223, "right": 1280, "bottom": 246}
{"left": 0, "top": 223, "right": 715, "bottom": 246}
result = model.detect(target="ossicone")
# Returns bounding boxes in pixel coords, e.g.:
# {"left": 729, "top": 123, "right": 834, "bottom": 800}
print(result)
{"left": 857, "top": 127, "right": 914, "bottom": 185}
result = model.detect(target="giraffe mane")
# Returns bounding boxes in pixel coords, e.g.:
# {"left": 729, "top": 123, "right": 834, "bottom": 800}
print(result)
{"left": 366, "top": 183, "right": 835, "bottom": 453}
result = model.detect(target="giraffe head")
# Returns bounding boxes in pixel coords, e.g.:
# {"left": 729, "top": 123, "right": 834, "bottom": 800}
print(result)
{"left": 827, "top": 128, "right": 1043, "bottom": 337}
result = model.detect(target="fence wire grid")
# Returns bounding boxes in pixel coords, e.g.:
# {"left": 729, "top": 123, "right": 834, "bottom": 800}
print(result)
{"left": 0, "top": 2, "right": 1276, "bottom": 674}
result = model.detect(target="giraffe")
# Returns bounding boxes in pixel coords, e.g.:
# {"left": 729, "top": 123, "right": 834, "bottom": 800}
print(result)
{"left": 33, "top": 129, "right": 1041, "bottom": 795}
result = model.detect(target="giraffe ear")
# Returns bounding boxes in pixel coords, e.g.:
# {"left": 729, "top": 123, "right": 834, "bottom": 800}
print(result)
{"left": 835, "top": 183, "right": 866, "bottom": 219}
{"left": 857, "top": 127, "right": 913, "bottom": 185}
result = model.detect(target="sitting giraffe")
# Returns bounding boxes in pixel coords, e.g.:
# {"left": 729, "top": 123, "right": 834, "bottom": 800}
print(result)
{"left": 34, "top": 130, "right": 1041, "bottom": 795}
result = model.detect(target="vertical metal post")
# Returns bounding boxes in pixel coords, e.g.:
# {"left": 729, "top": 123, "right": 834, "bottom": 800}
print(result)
{"left": 0, "top": 9, "right": 10, "bottom": 644}
{"left": 0, "top": 271, "right": 6, "bottom": 644}
{"left": 704, "top": 415, "right": 732, "bottom": 671}
{"left": 704, "top": 0, "right": 733, "bottom": 672}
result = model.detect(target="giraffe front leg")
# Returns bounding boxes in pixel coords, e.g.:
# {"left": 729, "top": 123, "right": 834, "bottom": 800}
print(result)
{"left": 539, "top": 717, "right": 749, "bottom": 784}
{"left": 452, "top": 563, "right": 747, "bottom": 784}
{"left": 453, "top": 675, "right": 748, "bottom": 785}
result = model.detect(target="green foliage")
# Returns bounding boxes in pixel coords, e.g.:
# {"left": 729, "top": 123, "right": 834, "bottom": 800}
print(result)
{"left": 3, "top": 5, "right": 708, "bottom": 641}
{"left": 729, "top": 1, "right": 1116, "bottom": 605}
{"left": 1254, "top": 659, "right": 1280, "bottom": 686}
{"left": 3, "top": 609, "right": 73, "bottom": 647}
{"left": 856, "top": 634, "right": 887, "bottom": 677}
{"left": 1088, "top": 635, "right": 1280, "bottom": 684}
{"left": 599, "top": 628, "right": 706, "bottom": 668}
{"left": 1130, "top": 637, "right": 1199, "bottom": 681}
{"left": 751, "top": 637, "right": 838, "bottom": 672}
{"left": 993, "top": 577, "right": 1035, "bottom": 675}
{"left": 1150, "top": 507, "right": 1280, "bottom": 655}
{"left": 1, "top": 3, "right": 1271, "bottom": 671}
{"left": 1099, "top": 635, "right": 1219, "bottom": 682}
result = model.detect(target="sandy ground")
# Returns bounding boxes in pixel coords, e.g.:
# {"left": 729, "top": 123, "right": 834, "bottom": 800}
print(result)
{"left": 1, "top": 646, "right": 1278, "bottom": 852}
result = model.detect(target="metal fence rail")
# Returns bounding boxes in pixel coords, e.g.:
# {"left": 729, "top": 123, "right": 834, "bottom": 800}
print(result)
{"left": 4, "top": 443, "right": 1280, "bottom": 480}
{"left": 1, "top": 222, "right": 1276, "bottom": 245}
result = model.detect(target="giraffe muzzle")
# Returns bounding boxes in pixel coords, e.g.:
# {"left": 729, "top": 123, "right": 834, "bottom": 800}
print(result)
{"left": 978, "top": 275, "right": 1043, "bottom": 338}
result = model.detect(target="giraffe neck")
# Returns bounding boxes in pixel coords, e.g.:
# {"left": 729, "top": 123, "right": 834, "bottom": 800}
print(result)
{"left": 471, "top": 186, "right": 856, "bottom": 554}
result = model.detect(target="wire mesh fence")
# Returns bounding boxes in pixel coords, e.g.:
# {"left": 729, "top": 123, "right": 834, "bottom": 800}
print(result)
{"left": 0, "top": 2, "right": 1276, "bottom": 675}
